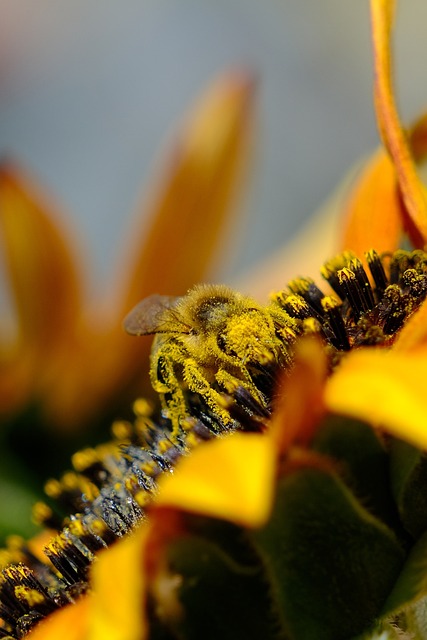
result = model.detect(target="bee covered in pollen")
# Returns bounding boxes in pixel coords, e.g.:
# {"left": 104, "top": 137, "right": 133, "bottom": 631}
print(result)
{"left": 124, "top": 284, "right": 298, "bottom": 437}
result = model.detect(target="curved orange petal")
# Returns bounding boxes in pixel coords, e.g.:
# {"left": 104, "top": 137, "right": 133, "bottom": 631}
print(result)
{"left": 0, "top": 162, "right": 83, "bottom": 355}
{"left": 340, "top": 150, "right": 403, "bottom": 255}
{"left": 341, "top": 112, "right": 427, "bottom": 256}
{"left": 324, "top": 346, "right": 427, "bottom": 450}
{"left": 27, "top": 597, "right": 89, "bottom": 640}
{"left": 156, "top": 432, "right": 276, "bottom": 529}
{"left": 370, "top": 0, "right": 427, "bottom": 246}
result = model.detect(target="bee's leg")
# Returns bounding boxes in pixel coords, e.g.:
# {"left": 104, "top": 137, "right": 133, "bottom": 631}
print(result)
{"left": 182, "top": 359, "right": 234, "bottom": 430}
{"left": 149, "top": 341, "right": 188, "bottom": 440}
{"left": 215, "top": 369, "right": 267, "bottom": 411}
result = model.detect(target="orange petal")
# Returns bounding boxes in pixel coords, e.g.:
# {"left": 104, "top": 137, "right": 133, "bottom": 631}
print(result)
{"left": 27, "top": 597, "right": 89, "bottom": 640}
{"left": 370, "top": 0, "right": 427, "bottom": 246}
{"left": 324, "top": 346, "right": 427, "bottom": 450}
{"left": 340, "top": 112, "right": 427, "bottom": 257}
{"left": 115, "top": 68, "right": 256, "bottom": 315}
{"left": 156, "top": 432, "right": 276, "bottom": 529}
{"left": 0, "top": 162, "right": 83, "bottom": 354}
{"left": 89, "top": 526, "right": 148, "bottom": 640}
{"left": 271, "top": 337, "right": 327, "bottom": 453}
{"left": 340, "top": 149, "right": 403, "bottom": 255}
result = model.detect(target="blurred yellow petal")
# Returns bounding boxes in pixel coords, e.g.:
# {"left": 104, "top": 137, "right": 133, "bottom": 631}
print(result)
{"left": 156, "top": 432, "right": 276, "bottom": 529}
{"left": 53, "top": 69, "right": 256, "bottom": 427}
{"left": 27, "top": 597, "right": 89, "bottom": 640}
{"left": 370, "top": 0, "right": 427, "bottom": 246}
{"left": 324, "top": 347, "right": 427, "bottom": 450}
{"left": 115, "top": 68, "right": 255, "bottom": 313}
{"left": 0, "top": 162, "right": 83, "bottom": 354}
{"left": 89, "top": 526, "right": 148, "bottom": 640}
{"left": 340, "top": 150, "right": 403, "bottom": 255}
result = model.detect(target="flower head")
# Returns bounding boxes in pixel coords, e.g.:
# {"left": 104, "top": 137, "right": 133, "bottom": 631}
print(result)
{"left": 4, "top": 1, "right": 427, "bottom": 640}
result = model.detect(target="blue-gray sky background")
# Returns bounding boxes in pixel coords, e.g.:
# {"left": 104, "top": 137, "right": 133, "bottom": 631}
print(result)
{"left": 0, "top": 1, "right": 426, "bottom": 293}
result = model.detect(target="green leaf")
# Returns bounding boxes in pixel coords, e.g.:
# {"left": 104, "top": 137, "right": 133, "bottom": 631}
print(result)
{"left": 253, "top": 467, "right": 405, "bottom": 640}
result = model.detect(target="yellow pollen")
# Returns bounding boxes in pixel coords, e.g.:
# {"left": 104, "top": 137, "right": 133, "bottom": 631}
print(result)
{"left": 14, "top": 586, "right": 45, "bottom": 607}
{"left": 111, "top": 420, "right": 133, "bottom": 440}
{"left": 133, "top": 398, "right": 153, "bottom": 417}
{"left": 44, "top": 479, "right": 61, "bottom": 499}
{"left": 32, "top": 502, "right": 53, "bottom": 525}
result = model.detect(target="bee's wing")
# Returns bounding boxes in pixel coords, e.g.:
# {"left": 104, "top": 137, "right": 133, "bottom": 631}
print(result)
{"left": 123, "top": 294, "right": 182, "bottom": 336}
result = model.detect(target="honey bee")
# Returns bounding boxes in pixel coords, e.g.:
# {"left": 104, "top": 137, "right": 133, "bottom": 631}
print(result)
{"left": 124, "top": 284, "right": 297, "bottom": 438}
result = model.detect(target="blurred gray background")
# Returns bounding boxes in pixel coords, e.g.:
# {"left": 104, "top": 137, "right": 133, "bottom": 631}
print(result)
{"left": 0, "top": 1, "right": 426, "bottom": 291}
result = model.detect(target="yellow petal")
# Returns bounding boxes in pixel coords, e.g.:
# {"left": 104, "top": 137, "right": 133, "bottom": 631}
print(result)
{"left": 89, "top": 526, "right": 148, "bottom": 640}
{"left": 324, "top": 347, "right": 427, "bottom": 450}
{"left": 0, "top": 162, "right": 83, "bottom": 354}
{"left": 156, "top": 432, "right": 276, "bottom": 529}
{"left": 370, "top": 0, "right": 427, "bottom": 246}
{"left": 27, "top": 597, "right": 89, "bottom": 640}
{"left": 340, "top": 149, "right": 403, "bottom": 255}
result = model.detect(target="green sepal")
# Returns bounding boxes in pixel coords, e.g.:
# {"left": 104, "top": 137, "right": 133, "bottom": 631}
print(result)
{"left": 312, "top": 416, "right": 400, "bottom": 532}
{"left": 253, "top": 467, "right": 405, "bottom": 640}
{"left": 151, "top": 516, "right": 288, "bottom": 640}
{"left": 389, "top": 438, "right": 427, "bottom": 539}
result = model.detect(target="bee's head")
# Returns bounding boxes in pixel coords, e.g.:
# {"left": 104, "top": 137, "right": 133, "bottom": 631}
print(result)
{"left": 181, "top": 285, "right": 244, "bottom": 334}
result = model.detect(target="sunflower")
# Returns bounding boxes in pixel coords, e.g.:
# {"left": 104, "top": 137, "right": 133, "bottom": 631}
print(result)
{"left": 2, "top": 1, "right": 427, "bottom": 639}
